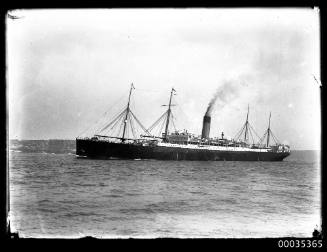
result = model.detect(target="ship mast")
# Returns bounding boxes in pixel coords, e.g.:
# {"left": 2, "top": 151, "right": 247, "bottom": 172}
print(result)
{"left": 164, "top": 88, "right": 175, "bottom": 141}
{"left": 244, "top": 104, "right": 249, "bottom": 143}
{"left": 122, "top": 83, "right": 135, "bottom": 142}
{"left": 266, "top": 112, "right": 271, "bottom": 147}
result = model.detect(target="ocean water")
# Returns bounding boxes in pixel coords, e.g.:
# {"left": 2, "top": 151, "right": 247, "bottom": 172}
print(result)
{"left": 8, "top": 146, "right": 321, "bottom": 238}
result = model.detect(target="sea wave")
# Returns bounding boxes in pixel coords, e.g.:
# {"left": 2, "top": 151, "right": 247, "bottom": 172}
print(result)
{"left": 8, "top": 151, "right": 321, "bottom": 238}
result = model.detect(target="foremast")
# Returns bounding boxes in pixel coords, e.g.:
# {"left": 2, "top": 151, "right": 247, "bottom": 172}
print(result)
{"left": 244, "top": 104, "right": 249, "bottom": 143}
{"left": 266, "top": 112, "right": 271, "bottom": 147}
{"left": 87, "top": 83, "right": 153, "bottom": 141}
{"left": 122, "top": 83, "right": 135, "bottom": 142}
{"left": 163, "top": 88, "right": 176, "bottom": 141}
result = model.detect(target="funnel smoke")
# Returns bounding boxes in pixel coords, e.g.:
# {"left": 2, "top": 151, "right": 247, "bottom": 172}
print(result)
{"left": 205, "top": 81, "right": 240, "bottom": 116}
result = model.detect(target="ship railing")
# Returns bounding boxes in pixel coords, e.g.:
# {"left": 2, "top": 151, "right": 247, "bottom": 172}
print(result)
{"left": 266, "top": 143, "right": 290, "bottom": 153}
{"left": 140, "top": 134, "right": 164, "bottom": 140}
{"left": 79, "top": 135, "right": 157, "bottom": 144}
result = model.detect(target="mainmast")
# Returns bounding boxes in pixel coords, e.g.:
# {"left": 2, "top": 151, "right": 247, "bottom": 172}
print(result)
{"left": 266, "top": 112, "right": 271, "bottom": 147}
{"left": 244, "top": 104, "right": 249, "bottom": 142}
{"left": 122, "top": 83, "right": 135, "bottom": 141}
{"left": 164, "top": 88, "right": 175, "bottom": 141}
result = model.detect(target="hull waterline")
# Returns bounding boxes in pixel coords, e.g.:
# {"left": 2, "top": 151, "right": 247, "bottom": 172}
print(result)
{"left": 76, "top": 139, "right": 290, "bottom": 161}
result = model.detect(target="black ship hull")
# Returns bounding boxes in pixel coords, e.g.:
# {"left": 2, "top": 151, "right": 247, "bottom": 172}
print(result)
{"left": 76, "top": 139, "right": 290, "bottom": 161}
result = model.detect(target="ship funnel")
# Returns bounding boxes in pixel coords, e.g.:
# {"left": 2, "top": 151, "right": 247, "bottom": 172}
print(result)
{"left": 201, "top": 115, "right": 211, "bottom": 139}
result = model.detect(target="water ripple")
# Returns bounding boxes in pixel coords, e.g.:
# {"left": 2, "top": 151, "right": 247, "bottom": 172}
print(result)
{"left": 9, "top": 150, "right": 321, "bottom": 238}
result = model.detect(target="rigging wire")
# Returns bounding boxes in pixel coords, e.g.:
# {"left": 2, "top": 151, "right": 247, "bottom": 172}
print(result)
{"left": 130, "top": 110, "right": 152, "bottom": 136}
{"left": 93, "top": 108, "right": 122, "bottom": 134}
{"left": 257, "top": 127, "right": 280, "bottom": 146}
{"left": 249, "top": 124, "right": 262, "bottom": 141}
{"left": 249, "top": 127, "right": 255, "bottom": 145}
{"left": 270, "top": 131, "right": 280, "bottom": 144}
{"left": 259, "top": 131, "right": 268, "bottom": 145}
{"left": 117, "top": 115, "right": 125, "bottom": 139}
{"left": 170, "top": 111, "right": 177, "bottom": 132}
{"left": 231, "top": 106, "right": 265, "bottom": 145}
{"left": 158, "top": 115, "right": 167, "bottom": 137}
{"left": 234, "top": 123, "right": 246, "bottom": 141}
{"left": 99, "top": 108, "right": 127, "bottom": 133}
{"left": 147, "top": 110, "right": 168, "bottom": 132}
{"left": 172, "top": 101, "right": 192, "bottom": 131}
{"left": 84, "top": 87, "right": 159, "bottom": 139}
{"left": 128, "top": 112, "right": 136, "bottom": 139}
{"left": 77, "top": 91, "right": 128, "bottom": 137}
{"left": 79, "top": 86, "right": 284, "bottom": 146}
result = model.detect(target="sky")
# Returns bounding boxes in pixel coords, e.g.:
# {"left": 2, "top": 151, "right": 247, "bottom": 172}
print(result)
{"left": 7, "top": 8, "right": 321, "bottom": 150}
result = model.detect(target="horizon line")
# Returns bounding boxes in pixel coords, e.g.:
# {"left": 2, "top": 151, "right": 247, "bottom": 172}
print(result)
{"left": 8, "top": 138, "right": 321, "bottom": 151}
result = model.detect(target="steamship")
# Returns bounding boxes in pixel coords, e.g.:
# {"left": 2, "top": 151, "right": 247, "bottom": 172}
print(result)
{"left": 76, "top": 84, "right": 290, "bottom": 161}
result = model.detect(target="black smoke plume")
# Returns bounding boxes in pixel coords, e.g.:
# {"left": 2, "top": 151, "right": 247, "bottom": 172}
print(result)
{"left": 205, "top": 81, "right": 240, "bottom": 116}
